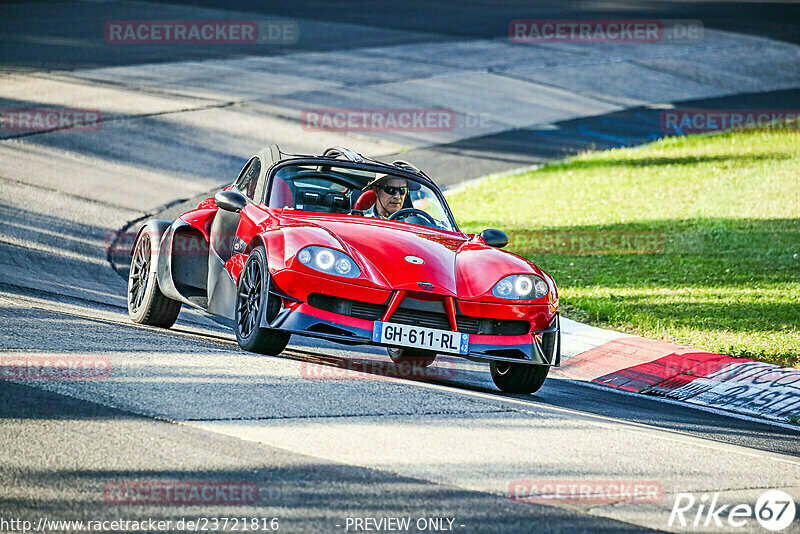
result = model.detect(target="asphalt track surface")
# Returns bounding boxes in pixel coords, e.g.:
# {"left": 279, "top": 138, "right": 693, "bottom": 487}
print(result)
{"left": 1, "top": 1, "right": 799, "bottom": 533}
{"left": 4, "top": 0, "right": 800, "bottom": 70}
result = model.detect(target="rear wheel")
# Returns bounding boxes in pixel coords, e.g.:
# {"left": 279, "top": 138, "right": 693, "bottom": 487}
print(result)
{"left": 128, "top": 228, "right": 182, "bottom": 327}
{"left": 235, "top": 247, "right": 290, "bottom": 355}
{"left": 387, "top": 347, "right": 437, "bottom": 367}
{"left": 490, "top": 361, "right": 549, "bottom": 394}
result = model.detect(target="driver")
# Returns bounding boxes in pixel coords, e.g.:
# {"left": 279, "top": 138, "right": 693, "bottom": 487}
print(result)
{"left": 364, "top": 174, "right": 412, "bottom": 218}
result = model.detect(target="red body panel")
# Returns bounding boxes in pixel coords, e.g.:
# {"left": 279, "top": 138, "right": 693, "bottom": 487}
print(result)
{"left": 226, "top": 253, "right": 247, "bottom": 281}
{"left": 262, "top": 210, "right": 552, "bottom": 303}
{"left": 455, "top": 239, "right": 549, "bottom": 301}
{"left": 283, "top": 213, "right": 464, "bottom": 296}
{"left": 178, "top": 199, "right": 558, "bottom": 338}
{"left": 272, "top": 269, "right": 391, "bottom": 305}
{"left": 229, "top": 207, "right": 557, "bottom": 331}
{"left": 179, "top": 208, "right": 217, "bottom": 240}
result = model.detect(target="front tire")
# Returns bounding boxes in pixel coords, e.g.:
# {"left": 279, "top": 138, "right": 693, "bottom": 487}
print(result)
{"left": 235, "top": 247, "right": 290, "bottom": 356}
{"left": 490, "top": 361, "right": 549, "bottom": 394}
{"left": 128, "top": 228, "right": 182, "bottom": 328}
{"left": 387, "top": 347, "right": 436, "bottom": 367}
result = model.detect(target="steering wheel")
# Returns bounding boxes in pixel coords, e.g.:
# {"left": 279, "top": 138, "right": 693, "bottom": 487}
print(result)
{"left": 388, "top": 208, "right": 437, "bottom": 226}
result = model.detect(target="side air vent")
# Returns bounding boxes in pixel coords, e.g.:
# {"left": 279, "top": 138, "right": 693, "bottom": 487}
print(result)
{"left": 307, "top": 323, "right": 358, "bottom": 337}
{"left": 483, "top": 348, "right": 529, "bottom": 359}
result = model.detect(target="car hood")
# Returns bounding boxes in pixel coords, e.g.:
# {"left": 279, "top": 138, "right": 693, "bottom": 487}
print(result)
{"left": 271, "top": 212, "right": 547, "bottom": 299}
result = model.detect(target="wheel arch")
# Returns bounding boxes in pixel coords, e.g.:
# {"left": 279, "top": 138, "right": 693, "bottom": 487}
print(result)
{"left": 245, "top": 234, "right": 267, "bottom": 255}
{"left": 246, "top": 231, "right": 288, "bottom": 276}
{"left": 127, "top": 219, "right": 182, "bottom": 328}
{"left": 149, "top": 218, "right": 207, "bottom": 309}
{"left": 130, "top": 219, "right": 172, "bottom": 257}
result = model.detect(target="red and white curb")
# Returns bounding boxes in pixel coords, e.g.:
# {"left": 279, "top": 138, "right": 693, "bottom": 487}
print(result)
{"left": 557, "top": 317, "right": 800, "bottom": 424}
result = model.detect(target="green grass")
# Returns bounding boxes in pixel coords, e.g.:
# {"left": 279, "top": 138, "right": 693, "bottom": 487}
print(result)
{"left": 447, "top": 129, "right": 800, "bottom": 367}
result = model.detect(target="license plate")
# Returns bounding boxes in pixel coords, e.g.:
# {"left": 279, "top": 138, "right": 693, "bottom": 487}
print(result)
{"left": 372, "top": 321, "right": 469, "bottom": 355}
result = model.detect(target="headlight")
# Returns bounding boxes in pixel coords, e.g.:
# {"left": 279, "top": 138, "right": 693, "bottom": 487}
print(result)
{"left": 492, "top": 274, "right": 548, "bottom": 300}
{"left": 297, "top": 246, "right": 360, "bottom": 279}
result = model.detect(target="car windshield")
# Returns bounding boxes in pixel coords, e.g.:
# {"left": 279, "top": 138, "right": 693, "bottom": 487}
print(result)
{"left": 266, "top": 163, "right": 457, "bottom": 232}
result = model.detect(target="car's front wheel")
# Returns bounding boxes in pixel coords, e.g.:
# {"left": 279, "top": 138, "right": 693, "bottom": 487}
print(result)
{"left": 128, "top": 228, "right": 182, "bottom": 327}
{"left": 235, "top": 246, "right": 290, "bottom": 355}
{"left": 490, "top": 361, "right": 549, "bottom": 394}
{"left": 387, "top": 347, "right": 436, "bottom": 367}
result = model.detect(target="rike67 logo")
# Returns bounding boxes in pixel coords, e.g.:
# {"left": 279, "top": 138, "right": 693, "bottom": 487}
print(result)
{"left": 669, "top": 490, "right": 796, "bottom": 531}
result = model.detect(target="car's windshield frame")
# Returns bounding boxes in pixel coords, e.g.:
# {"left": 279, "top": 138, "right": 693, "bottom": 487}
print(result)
{"left": 263, "top": 158, "right": 461, "bottom": 233}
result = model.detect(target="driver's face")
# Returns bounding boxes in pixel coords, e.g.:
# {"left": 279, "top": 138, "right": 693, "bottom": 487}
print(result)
{"left": 375, "top": 178, "right": 408, "bottom": 217}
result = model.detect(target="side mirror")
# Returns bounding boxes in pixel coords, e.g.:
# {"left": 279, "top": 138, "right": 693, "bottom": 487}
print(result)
{"left": 214, "top": 190, "right": 247, "bottom": 213}
{"left": 480, "top": 229, "right": 508, "bottom": 248}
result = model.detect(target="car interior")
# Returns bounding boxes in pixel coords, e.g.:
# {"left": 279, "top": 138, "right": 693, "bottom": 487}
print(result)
{"left": 267, "top": 166, "right": 414, "bottom": 215}
{"left": 260, "top": 162, "right": 455, "bottom": 231}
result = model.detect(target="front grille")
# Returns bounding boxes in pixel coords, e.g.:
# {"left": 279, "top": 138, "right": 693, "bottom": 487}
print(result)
{"left": 351, "top": 301, "right": 384, "bottom": 321}
{"left": 307, "top": 293, "right": 529, "bottom": 336}
{"left": 457, "top": 316, "right": 481, "bottom": 333}
{"left": 391, "top": 308, "right": 450, "bottom": 330}
{"left": 308, "top": 294, "right": 384, "bottom": 320}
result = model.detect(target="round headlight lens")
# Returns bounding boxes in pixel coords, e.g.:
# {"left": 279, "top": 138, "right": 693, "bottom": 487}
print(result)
{"left": 514, "top": 276, "right": 533, "bottom": 296}
{"left": 296, "top": 246, "right": 361, "bottom": 278}
{"left": 534, "top": 278, "right": 548, "bottom": 296}
{"left": 496, "top": 279, "right": 513, "bottom": 296}
{"left": 335, "top": 258, "right": 352, "bottom": 275}
{"left": 316, "top": 250, "right": 335, "bottom": 269}
{"left": 492, "top": 274, "right": 549, "bottom": 299}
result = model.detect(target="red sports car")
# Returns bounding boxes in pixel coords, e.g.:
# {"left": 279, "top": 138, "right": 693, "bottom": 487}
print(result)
{"left": 127, "top": 146, "right": 560, "bottom": 393}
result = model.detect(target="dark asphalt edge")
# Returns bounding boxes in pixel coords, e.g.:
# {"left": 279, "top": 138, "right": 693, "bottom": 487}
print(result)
{"left": 162, "top": 0, "right": 800, "bottom": 46}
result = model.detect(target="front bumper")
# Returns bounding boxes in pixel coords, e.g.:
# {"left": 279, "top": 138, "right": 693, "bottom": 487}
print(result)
{"left": 268, "top": 301, "right": 560, "bottom": 366}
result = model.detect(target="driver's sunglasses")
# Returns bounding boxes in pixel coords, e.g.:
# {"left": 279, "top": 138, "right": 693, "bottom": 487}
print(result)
{"left": 378, "top": 185, "right": 408, "bottom": 196}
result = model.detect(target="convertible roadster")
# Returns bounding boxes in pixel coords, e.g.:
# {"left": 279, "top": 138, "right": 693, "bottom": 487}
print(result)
{"left": 127, "top": 146, "right": 560, "bottom": 393}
